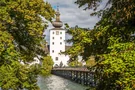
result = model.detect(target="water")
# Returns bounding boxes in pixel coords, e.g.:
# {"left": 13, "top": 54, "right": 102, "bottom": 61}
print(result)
{"left": 37, "top": 75, "right": 89, "bottom": 90}
{"left": 0, "top": 75, "right": 89, "bottom": 90}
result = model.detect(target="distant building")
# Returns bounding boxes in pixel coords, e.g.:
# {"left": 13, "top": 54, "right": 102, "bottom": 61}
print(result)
{"left": 49, "top": 8, "right": 69, "bottom": 67}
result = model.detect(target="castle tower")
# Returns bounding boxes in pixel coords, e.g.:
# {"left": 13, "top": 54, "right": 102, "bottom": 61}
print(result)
{"left": 50, "top": 7, "right": 68, "bottom": 67}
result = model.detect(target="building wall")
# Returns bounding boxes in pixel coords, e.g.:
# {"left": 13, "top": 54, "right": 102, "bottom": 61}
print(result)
{"left": 50, "top": 29, "right": 69, "bottom": 67}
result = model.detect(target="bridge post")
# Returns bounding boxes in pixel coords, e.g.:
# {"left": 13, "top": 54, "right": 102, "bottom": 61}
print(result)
{"left": 51, "top": 67, "right": 95, "bottom": 87}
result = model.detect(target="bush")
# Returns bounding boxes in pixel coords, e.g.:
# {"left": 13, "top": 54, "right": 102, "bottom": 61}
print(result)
{"left": 40, "top": 56, "right": 54, "bottom": 76}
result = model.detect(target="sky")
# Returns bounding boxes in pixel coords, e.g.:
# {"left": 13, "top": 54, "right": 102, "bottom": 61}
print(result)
{"left": 44, "top": 0, "right": 105, "bottom": 45}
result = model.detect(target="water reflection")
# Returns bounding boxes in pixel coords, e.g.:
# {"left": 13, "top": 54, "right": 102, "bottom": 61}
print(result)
{"left": 37, "top": 75, "right": 88, "bottom": 90}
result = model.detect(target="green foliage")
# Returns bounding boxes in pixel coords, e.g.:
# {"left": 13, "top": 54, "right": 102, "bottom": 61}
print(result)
{"left": 40, "top": 56, "right": 54, "bottom": 76}
{"left": 64, "top": 26, "right": 91, "bottom": 61}
{"left": 94, "top": 42, "right": 135, "bottom": 90}
{"left": 0, "top": 0, "right": 55, "bottom": 89}
{"left": 68, "top": 61, "right": 82, "bottom": 67}
{"left": 86, "top": 56, "right": 96, "bottom": 67}
{"left": 63, "top": 0, "right": 135, "bottom": 89}
{"left": 0, "top": 62, "right": 40, "bottom": 90}
{"left": 75, "top": 0, "right": 135, "bottom": 22}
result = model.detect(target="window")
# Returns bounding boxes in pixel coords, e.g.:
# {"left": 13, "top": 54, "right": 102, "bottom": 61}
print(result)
{"left": 52, "top": 32, "right": 55, "bottom": 34}
{"left": 52, "top": 37, "right": 54, "bottom": 39}
{"left": 60, "top": 42, "right": 62, "bottom": 45}
{"left": 60, "top": 37, "right": 62, "bottom": 39}
{"left": 55, "top": 57, "right": 58, "bottom": 61}
{"left": 52, "top": 42, "right": 54, "bottom": 45}
{"left": 60, "top": 32, "right": 62, "bottom": 34}
{"left": 52, "top": 50, "right": 54, "bottom": 53}
{"left": 56, "top": 31, "right": 59, "bottom": 35}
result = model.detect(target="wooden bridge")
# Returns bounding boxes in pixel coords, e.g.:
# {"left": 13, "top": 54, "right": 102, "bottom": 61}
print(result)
{"left": 51, "top": 67, "right": 96, "bottom": 86}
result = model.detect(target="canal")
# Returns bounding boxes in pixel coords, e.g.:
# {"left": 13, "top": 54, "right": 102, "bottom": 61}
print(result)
{"left": 37, "top": 75, "right": 89, "bottom": 90}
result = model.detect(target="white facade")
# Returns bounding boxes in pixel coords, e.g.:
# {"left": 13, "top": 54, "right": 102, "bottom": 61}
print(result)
{"left": 50, "top": 29, "right": 69, "bottom": 66}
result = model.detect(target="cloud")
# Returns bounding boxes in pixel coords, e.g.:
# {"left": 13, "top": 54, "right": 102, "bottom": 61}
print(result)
{"left": 44, "top": 0, "right": 101, "bottom": 44}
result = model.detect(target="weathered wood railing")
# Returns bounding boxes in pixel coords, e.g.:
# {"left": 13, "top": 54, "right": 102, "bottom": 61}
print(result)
{"left": 51, "top": 67, "right": 96, "bottom": 86}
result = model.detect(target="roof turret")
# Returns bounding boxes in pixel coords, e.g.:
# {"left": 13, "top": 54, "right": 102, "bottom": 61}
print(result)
{"left": 52, "top": 6, "right": 63, "bottom": 28}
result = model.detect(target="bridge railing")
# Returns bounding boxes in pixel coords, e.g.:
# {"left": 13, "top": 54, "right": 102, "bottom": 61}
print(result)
{"left": 51, "top": 67, "right": 96, "bottom": 86}
{"left": 52, "top": 67, "right": 90, "bottom": 71}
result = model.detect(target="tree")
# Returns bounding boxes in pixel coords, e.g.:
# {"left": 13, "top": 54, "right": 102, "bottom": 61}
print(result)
{"left": 40, "top": 56, "right": 54, "bottom": 76}
{"left": 86, "top": 56, "right": 96, "bottom": 67}
{"left": 75, "top": 0, "right": 135, "bottom": 21}
{"left": 0, "top": 0, "right": 55, "bottom": 89}
{"left": 68, "top": 60, "right": 82, "bottom": 67}
{"left": 63, "top": 25, "right": 92, "bottom": 61}
{"left": 63, "top": 0, "right": 135, "bottom": 89}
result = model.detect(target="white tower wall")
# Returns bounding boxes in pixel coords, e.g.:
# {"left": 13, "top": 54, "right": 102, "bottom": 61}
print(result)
{"left": 49, "top": 7, "right": 69, "bottom": 67}
{"left": 50, "top": 30, "right": 69, "bottom": 66}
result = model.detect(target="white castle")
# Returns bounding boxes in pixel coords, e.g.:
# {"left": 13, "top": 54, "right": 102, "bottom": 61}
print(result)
{"left": 49, "top": 8, "right": 69, "bottom": 67}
